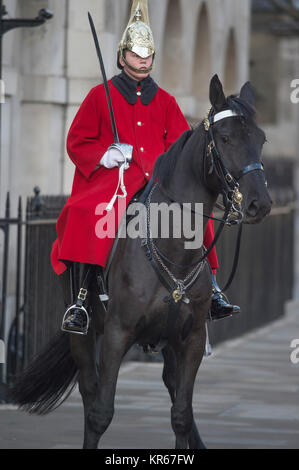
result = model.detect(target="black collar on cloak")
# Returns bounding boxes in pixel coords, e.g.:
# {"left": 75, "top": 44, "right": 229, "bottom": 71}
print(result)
{"left": 111, "top": 70, "right": 158, "bottom": 105}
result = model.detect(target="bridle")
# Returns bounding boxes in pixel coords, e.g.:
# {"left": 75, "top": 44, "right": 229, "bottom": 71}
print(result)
{"left": 142, "top": 107, "right": 266, "bottom": 309}
{"left": 203, "top": 108, "right": 265, "bottom": 224}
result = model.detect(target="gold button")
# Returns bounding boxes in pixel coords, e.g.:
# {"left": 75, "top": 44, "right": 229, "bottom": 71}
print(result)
{"left": 137, "top": 121, "right": 142, "bottom": 126}
{"left": 140, "top": 147, "right": 144, "bottom": 152}
{"left": 137, "top": 91, "right": 141, "bottom": 96}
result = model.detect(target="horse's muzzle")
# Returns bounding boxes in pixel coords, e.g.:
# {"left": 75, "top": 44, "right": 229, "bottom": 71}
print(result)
{"left": 243, "top": 195, "right": 272, "bottom": 224}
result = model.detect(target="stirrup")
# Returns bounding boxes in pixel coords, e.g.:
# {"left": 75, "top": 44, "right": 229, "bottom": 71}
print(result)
{"left": 61, "top": 304, "right": 90, "bottom": 335}
{"left": 96, "top": 270, "right": 109, "bottom": 303}
{"left": 99, "top": 293, "right": 109, "bottom": 302}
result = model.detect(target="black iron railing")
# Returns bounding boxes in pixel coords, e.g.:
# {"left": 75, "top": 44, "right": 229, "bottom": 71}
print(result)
{"left": 0, "top": 193, "right": 22, "bottom": 401}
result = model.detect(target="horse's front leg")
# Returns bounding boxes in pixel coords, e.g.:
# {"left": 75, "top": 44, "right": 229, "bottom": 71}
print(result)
{"left": 85, "top": 321, "right": 131, "bottom": 448}
{"left": 162, "top": 344, "right": 206, "bottom": 449}
{"left": 171, "top": 320, "right": 206, "bottom": 449}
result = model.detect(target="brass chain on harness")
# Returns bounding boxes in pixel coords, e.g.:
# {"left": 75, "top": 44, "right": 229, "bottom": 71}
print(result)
{"left": 145, "top": 184, "right": 206, "bottom": 303}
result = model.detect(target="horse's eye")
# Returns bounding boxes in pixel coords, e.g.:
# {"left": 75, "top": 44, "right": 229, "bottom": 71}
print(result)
{"left": 221, "top": 135, "right": 230, "bottom": 144}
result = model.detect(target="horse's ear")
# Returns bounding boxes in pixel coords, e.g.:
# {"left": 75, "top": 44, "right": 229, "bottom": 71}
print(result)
{"left": 209, "top": 74, "right": 226, "bottom": 111}
{"left": 239, "top": 81, "right": 255, "bottom": 107}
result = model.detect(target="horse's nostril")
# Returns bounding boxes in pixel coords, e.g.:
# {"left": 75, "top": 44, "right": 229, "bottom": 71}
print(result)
{"left": 247, "top": 200, "right": 259, "bottom": 217}
{"left": 246, "top": 198, "right": 271, "bottom": 220}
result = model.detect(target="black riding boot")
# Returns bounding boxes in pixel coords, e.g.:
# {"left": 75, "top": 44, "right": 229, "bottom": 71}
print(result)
{"left": 209, "top": 273, "right": 240, "bottom": 321}
{"left": 61, "top": 263, "right": 94, "bottom": 335}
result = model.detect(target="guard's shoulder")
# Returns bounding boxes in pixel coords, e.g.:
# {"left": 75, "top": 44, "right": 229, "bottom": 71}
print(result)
{"left": 88, "top": 82, "right": 106, "bottom": 96}
{"left": 83, "top": 82, "right": 112, "bottom": 104}
{"left": 156, "top": 86, "right": 177, "bottom": 105}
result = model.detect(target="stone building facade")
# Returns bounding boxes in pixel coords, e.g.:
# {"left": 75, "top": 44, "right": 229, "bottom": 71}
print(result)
{"left": 251, "top": 0, "right": 299, "bottom": 160}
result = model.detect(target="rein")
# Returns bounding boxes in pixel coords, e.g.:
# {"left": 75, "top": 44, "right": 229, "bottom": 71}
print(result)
{"left": 154, "top": 182, "right": 238, "bottom": 269}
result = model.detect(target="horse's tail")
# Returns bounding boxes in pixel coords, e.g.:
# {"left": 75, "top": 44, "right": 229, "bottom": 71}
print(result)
{"left": 10, "top": 332, "right": 79, "bottom": 415}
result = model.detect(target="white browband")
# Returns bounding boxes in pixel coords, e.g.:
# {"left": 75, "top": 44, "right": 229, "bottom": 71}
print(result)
{"left": 212, "top": 110, "right": 239, "bottom": 123}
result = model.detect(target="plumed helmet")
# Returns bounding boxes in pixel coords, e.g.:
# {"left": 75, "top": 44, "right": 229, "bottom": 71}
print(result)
{"left": 117, "top": 0, "right": 155, "bottom": 72}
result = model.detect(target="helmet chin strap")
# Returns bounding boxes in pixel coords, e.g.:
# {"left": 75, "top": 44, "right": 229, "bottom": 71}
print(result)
{"left": 120, "top": 51, "right": 154, "bottom": 74}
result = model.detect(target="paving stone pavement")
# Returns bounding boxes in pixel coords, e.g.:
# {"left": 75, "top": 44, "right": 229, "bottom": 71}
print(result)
{"left": 0, "top": 302, "right": 299, "bottom": 449}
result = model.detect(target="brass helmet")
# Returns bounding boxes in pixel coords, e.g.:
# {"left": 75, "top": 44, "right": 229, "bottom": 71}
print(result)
{"left": 117, "top": 0, "right": 155, "bottom": 73}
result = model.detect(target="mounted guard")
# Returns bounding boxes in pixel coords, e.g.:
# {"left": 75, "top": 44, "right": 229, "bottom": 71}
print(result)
{"left": 11, "top": 2, "right": 272, "bottom": 448}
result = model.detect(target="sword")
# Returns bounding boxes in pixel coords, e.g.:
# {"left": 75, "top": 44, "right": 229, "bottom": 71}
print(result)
{"left": 88, "top": 12, "right": 119, "bottom": 144}
{"left": 88, "top": 12, "right": 132, "bottom": 212}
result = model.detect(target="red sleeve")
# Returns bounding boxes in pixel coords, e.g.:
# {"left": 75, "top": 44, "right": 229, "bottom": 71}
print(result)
{"left": 164, "top": 96, "right": 190, "bottom": 152}
{"left": 66, "top": 87, "right": 108, "bottom": 180}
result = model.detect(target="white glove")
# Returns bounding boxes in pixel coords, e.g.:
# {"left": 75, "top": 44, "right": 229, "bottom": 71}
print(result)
{"left": 100, "top": 147, "right": 128, "bottom": 169}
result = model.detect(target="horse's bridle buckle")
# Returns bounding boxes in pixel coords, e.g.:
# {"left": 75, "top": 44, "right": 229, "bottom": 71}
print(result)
{"left": 204, "top": 118, "right": 210, "bottom": 131}
{"left": 226, "top": 173, "right": 233, "bottom": 183}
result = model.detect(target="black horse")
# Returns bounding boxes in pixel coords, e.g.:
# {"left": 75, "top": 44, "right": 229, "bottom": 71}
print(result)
{"left": 11, "top": 75, "right": 272, "bottom": 449}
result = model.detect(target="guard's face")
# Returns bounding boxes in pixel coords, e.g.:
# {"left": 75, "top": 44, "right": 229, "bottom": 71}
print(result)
{"left": 120, "top": 50, "right": 153, "bottom": 81}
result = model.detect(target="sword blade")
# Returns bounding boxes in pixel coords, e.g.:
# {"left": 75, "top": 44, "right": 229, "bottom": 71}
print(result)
{"left": 88, "top": 12, "right": 119, "bottom": 143}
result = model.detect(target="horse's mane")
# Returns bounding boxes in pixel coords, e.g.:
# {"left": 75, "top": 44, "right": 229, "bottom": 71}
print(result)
{"left": 153, "top": 96, "right": 256, "bottom": 190}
